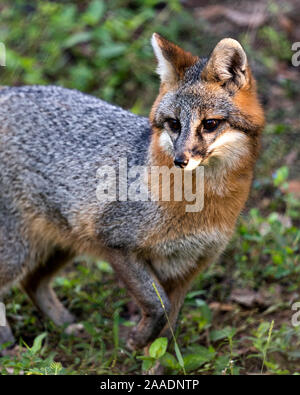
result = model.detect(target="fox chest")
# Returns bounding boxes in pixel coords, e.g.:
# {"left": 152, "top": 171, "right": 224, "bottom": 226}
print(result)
{"left": 148, "top": 230, "right": 229, "bottom": 281}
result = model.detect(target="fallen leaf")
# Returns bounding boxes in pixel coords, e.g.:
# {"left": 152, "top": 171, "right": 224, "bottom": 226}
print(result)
{"left": 209, "top": 302, "right": 234, "bottom": 311}
{"left": 287, "top": 180, "right": 300, "bottom": 198}
{"left": 230, "top": 289, "right": 259, "bottom": 307}
{"left": 196, "top": 4, "right": 267, "bottom": 28}
{"left": 230, "top": 286, "right": 282, "bottom": 308}
{"left": 284, "top": 150, "right": 298, "bottom": 166}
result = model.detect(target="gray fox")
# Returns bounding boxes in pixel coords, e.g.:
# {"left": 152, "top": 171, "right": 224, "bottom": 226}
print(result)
{"left": 0, "top": 34, "right": 264, "bottom": 350}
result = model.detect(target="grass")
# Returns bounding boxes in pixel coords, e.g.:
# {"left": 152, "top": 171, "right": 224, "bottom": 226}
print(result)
{"left": 0, "top": 0, "right": 300, "bottom": 375}
{"left": 1, "top": 182, "right": 299, "bottom": 375}
{"left": 151, "top": 282, "right": 186, "bottom": 374}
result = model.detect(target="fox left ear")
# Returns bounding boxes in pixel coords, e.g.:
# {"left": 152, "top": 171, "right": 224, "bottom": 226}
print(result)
{"left": 202, "top": 38, "right": 250, "bottom": 92}
{"left": 151, "top": 33, "right": 198, "bottom": 86}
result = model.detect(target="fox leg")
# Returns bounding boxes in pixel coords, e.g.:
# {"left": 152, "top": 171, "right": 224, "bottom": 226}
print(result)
{"left": 159, "top": 282, "right": 190, "bottom": 340}
{"left": 0, "top": 322, "right": 15, "bottom": 347}
{"left": 0, "top": 214, "right": 30, "bottom": 348}
{"left": 159, "top": 258, "right": 213, "bottom": 340}
{"left": 0, "top": 297, "right": 15, "bottom": 351}
{"left": 21, "top": 249, "right": 76, "bottom": 326}
{"left": 109, "top": 251, "right": 171, "bottom": 350}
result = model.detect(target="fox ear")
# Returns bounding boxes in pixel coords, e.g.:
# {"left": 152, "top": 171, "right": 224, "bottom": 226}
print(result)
{"left": 202, "top": 38, "right": 249, "bottom": 91}
{"left": 151, "top": 33, "right": 198, "bottom": 86}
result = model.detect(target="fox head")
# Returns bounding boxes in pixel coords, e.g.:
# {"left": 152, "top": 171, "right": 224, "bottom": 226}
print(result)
{"left": 150, "top": 33, "right": 264, "bottom": 171}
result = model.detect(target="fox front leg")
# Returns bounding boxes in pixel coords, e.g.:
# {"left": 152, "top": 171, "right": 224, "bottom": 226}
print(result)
{"left": 158, "top": 257, "right": 214, "bottom": 340}
{"left": 108, "top": 251, "right": 171, "bottom": 350}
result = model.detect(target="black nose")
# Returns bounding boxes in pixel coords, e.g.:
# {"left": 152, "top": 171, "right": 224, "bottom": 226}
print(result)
{"left": 174, "top": 157, "right": 189, "bottom": 168}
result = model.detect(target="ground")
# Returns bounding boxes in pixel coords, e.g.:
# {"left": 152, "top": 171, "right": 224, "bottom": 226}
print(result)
{"left": 0, "top": 0, "right": 299, "bottom": 375}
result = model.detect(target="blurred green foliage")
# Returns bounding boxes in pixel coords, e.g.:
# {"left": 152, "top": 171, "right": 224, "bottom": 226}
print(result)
{"left": 0, "top": 0, "right": 208, "bottom": 114}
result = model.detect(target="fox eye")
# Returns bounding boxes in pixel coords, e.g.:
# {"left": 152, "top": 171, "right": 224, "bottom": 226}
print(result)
{"left": 202, "top": 119, "right": 220, "bottom": 132}
{"left": 166, "top": 118, "right": 181, "bottom": 134}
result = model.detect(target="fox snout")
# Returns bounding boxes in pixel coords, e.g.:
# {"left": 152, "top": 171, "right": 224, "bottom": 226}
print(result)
{"left": 174, "top": 152, "right": 202, "bottom": 170}
{"left": 172, "top": 128, "right": 204, "bottom": 170}
{"left": 174, "top": 153, "right": 189, "bottom": 168}
{"left": 173, "top": 135, "right": 204, "bottom": 170}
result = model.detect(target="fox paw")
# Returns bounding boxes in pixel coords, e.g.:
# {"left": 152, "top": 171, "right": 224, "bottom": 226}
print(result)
{"left": 126, "top": 327, "right": 147, "bottom": 351}
{"left": 64, "top": 323, "right": 85, "bottom": 337}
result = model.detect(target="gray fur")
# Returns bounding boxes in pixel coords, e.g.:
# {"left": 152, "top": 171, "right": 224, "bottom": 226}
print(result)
{"left": 0, "top": 64, "right": 259, "bottom": 350}
{"left": 0, "top": 85, "right": 152, "bottom": 250}
{"left": 0, "top": 85, "right": 196, "bottom": 349}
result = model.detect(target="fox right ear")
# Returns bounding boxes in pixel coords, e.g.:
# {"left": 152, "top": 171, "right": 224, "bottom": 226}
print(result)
{"left": 151, "top": 33, "right": 198, "bottom": 86}
{"left": 202, "top": 38, "right": 249, "bottom": 92}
